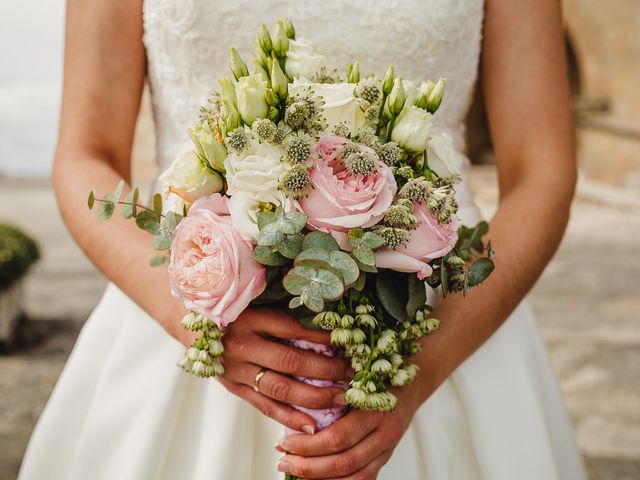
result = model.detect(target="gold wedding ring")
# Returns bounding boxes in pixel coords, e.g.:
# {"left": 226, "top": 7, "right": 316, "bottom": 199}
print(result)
{"left": 253, "top": 368, "right": 267, "bottom": 393}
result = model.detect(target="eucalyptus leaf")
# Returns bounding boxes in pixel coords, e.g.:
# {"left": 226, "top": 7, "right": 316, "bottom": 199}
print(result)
{"left": 257, "top": 211, "right": 277, "bottom": 230}
{"left": 302, "top": 231, "right": 340, "bottom": 251}
{"left": 135, "top": 210, "right": 161, "bottom": 235}
{"left": 354, "top": 257, "right": 377, "bottom": 273}
{"left": 153, "top": 232, "right": 173, "bottom": 250}
{"left": 149, "top": 255, "right": 167, "bottom": 267}
{"left": 254, "top": 245, "right": 289, "bottom": 266}
{"left": 466, "top": 257, "right": 495, "bottom": 287}
{"left": 440, "top": 257, "right": 450, "bottom": 296}
{"left": 347, "top": 227, "right": 364, "bottom": 247}
{"left": 113, "top": 180, "right": 125, "bottom": 204}
{"left": 279, "top": 211, "right": 307, "bottom": 235}
{"left": 121, "top": 191, "right": 136, "bottom": 219}
{"left": 278, "top": 233, "right": 303, "bottom": 259}
{"left": 362, "top": 232, "right": 385, "bottom": 250}
{"left": 257, "top": 222, "right": 286, "bottom": 246}
{"left": 289, "top": 296, "right": 304, "bottom": 309}
{"left": 153, "top": 193, "right": 163, "bottom": 216}
{"left": 352, "top": 246, "right": 375, "bottom": 267}
{"left": 301, "top": 286, "right": 325, "bottom": 312}
{"left": 353, "top": 271, "right": 367, "bottom": 291}
{"left": 328, "top": 251, "right": 360, "bottom": 286}
{"left": 87, "top": 190, "right": 95, "bottom": 210}
{"left": 97, "top": 194, "right": 115, "bottom": 221}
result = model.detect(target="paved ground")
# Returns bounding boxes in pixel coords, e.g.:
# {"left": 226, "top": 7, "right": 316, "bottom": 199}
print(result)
{"left": 0, "top": 168, "right": 639, "bottom": 480}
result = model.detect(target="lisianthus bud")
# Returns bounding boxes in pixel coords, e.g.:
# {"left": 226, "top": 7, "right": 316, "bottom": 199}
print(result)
{"left": 388, "top": 77, "right": 407, "bottom": 115}
{"left": 252, "top": 60, "right": 269, "bottom": 83}
{"left": 229, "top": 48, "right": 249, "bottom": 81}
{"left": 270, "top": 60, "right": 288, "bottom": 100}
{"left": 272, "top": 23, "right": 289, "bottom": 57}
{"left": 235, "top": 74, "right": 268, "bottom": 125}
{"left": 347, "top": 61, "right": 360, "bottom": 83}
{"left": 257, "top": 24, "right": 272, "bottom": 54}
{"left": 391, "top": 106, "right": 433, "bottom": 152}
{"left": 218, "top": 76, "right": 237, "bottom": 113}
{"left": 278, "top": 17, "right": 296, "bottom": 39}
{"left": 382, "top": 65, "right": 395, "bottom": 96}
{"left": 425, "top": 78, "right": 445, "bottom": 113}
{"left": 285, "top": 38, "right": 326, "bottom": 80}
{"left": 189, "top": 124, "right": 227, "bottom": 172}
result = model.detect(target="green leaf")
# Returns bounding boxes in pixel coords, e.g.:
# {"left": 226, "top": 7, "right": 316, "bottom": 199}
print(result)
{"left": 257, "top": 222, "right": 286, "bottom": 246}
{"left": 257, "top": 211, "right": 277, "bottom": 230}
{"left": 467, "top": 258, "right": 495, "bottom": 287}
{"left": 283, "top": 266, "right": 344, "bottom": 300}
{"left": 328, "top": 251, "right": 360, "bottom": 286}
{"left": 289, "top": 296, "right": 303, "bottom": 309}
{"left": 278, "top": 233, "right": 303, "bottom": 259}
{"left": 406, "top": 274, "right": 427, "bottom": 318}
{"left": 121, "top": 191, "right": 136, "bottom": 219}
{"left": 153, "top": 232, "right": 173, "bottom": 250}
{"left": 279, "top": 211, "right": 308, "bottom": 235}
{"left": 97, "top": 194, "right": 115, "bottom": 220}
{"left": 153, "top": 193, "right": 163, "bottom": 216}
{"left": 149, "top": 255, "right": 167, "bottom": 267}
{"left": 301, "top": 287, "right": 325, "bottom": 312}
{"left": 353, "top": 271, "right": 367, "bottom": 291}
{"left": 294, "top": 249, "right": 332, "bottom": 269}
{"left": 314, "top": 269, "right": 344, "bottom": 299}
{"left": 113, "top": 180, "right": 125, "bottom": 203}
{"left": 302, "top": 231, "right": 340, "bottom": 251}
{"left": 135, "top": 210, "right": 161, "bottom": 235}
{"left": 354, "top": 257, "right": 377, "bottom": 273}
{"left": 375, "top": 270, "right": 409, "bottom": 322}
{"left": 87, "top": 190, "right": 95, "bottom": 209}
{"left": 254, "top": 245, "right": 289, "bottom": 266}
{"left": 440, "top": 257, "right": 450, "bottom": 296}
{"left": 347, "top": 227, "right": 364, "bottom": 247}
{"left": 362, "top": 232, "right": 385, "bottom": 250}
{"left": 352, "top": 246, "right": 375, "bottom": 267}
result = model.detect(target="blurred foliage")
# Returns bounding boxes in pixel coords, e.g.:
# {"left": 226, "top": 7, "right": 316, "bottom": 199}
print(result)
{"left": 0, "top": 224, "right": 40, "bottom": 291}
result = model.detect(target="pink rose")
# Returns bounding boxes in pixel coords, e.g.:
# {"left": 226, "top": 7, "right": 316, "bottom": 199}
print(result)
{"left": 168, "top": 194, "right": 266, "bottom": 327}
{"left": 375, "top": 203, "right": 459, "bottom": 279}
{"left": 299, "top": 134, "right": 397, "bottom": 232}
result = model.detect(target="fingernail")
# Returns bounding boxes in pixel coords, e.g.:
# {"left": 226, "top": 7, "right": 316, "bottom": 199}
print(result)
{"left": 274, "top": 439, "right": 285, "bottom": 452}
{"left": 280, "top": 438, "right": 292, "bottom": 452}
{"left": 332, "top": 393, "right": 346, "bottom": 406}
{"left": 302, "top": 424, "right": 315, "bottom": 435}
{"left": 276, "top": 460, "right": 291, "bottom": 473}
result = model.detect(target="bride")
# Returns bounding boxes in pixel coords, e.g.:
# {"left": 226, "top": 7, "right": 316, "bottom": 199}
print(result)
{"left": 18, "top": 0, "right": 587, "bottom": 479}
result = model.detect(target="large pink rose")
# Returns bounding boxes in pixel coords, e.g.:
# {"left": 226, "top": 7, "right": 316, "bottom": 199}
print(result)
{"left": 375, "top": 203, "right": 459, "bottom": 280}
{"left": 299, "top": 134, "right": 397, "bottom": 232}
{"left": 168, "top": 194, "right": 266, "bottom": 327}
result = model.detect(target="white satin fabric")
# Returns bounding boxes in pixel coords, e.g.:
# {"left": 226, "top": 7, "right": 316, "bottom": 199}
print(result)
{"left": 18, "top": 0, "right": 586, "bottom": 478}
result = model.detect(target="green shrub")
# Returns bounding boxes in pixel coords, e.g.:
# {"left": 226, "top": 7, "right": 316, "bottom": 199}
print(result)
{"left": 0, "top": 224, "right": 40, "bottom": 291}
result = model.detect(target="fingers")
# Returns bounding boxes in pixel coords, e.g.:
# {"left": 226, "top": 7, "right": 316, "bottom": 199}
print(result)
{"left": 277, "top": 432, "right": 391, "bottom": 479}
{"left": 224, "top": 363, "right": 346, "bottom": 409}
{"left": 248, "top": 307, "right": 333, "bottom": 344}
{"left": 217, "top": 378, "right": 318, "bottom": 434}
{"left": 224, "top": 336, "right": 351, "bottom": 381}
{"left": 280, "top": 410, "right": 379, "bottom": 457}
{"left": 326, "top": 449, "right": 393, "bottom": 480}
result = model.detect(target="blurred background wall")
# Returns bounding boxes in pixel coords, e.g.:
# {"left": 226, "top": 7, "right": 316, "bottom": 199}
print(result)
{"left": 0, "top": 2, "right": 638, "bottom": 480}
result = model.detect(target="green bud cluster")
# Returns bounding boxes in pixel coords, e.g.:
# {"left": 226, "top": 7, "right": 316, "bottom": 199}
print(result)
{"left": 344, "top": 151, "right": 379, "bottom": 176}
{"left": 375, "top": 226, "right": 410, "bottom": 249}
{"left": 399, "top": 178, "right": 432, "bottom": 202}
{"left": 284, "top": 134, "right": 312, "bottom": 164}
{"left": 278, "top": 164, "right": 311, "bottom": 199}
{"left": 376, "top": 142, "right": 401, "bottom": 166}
{"left": 225, "top": 127, "right": 249, "bottom": 154}
{"left": 355, "top": 82, "right": 381, "bottom": 105}
{"left": 251, "top": 118, "right": 277, "bottom": 142}
{"left": 284, "top": 89, "right": 326, "bottom": 133}
{"left": 383, "top": 203, "right": 418, "bottom": 229}
{"left": 177, "top": 312, "right": 225, "bottom": 378}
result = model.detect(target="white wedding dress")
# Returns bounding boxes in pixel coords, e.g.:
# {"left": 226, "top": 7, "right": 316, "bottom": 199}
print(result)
{"left": 18, "top": 1, "right": 587, "bottom": 479}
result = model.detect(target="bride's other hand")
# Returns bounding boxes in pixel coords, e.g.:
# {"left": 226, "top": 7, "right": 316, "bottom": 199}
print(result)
{"left": 274, "top": 385, "right": 424, "bottom": 479}
{"left": 218, "top": 307, "right": 352, "bottom": 433}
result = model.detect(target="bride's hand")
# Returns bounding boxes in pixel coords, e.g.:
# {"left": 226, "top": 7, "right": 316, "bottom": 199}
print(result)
{"left": 274, "top": 385, "right": 424, "bottom": 479}
{"left": 217, "top": 307, "right": 352, "bottom": 434}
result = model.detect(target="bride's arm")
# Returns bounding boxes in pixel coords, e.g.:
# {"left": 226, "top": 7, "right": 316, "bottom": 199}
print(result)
{"left": 276, "top": 0, "right": 576, "bottom": 477}
{"left": 55, "top": 0, "right": 350, "bottom": 433}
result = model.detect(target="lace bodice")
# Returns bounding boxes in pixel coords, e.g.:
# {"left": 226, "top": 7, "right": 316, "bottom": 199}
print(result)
{"left": 142, "top": 0, "right": 485, "bottom": 173}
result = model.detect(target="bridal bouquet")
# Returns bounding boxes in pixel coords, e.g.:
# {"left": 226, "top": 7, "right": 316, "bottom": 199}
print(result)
{"left": 89, "top": 16, "right": 494, "bottom": 459}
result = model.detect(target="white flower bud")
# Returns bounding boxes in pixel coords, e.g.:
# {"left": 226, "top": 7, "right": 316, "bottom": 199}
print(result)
{"left": 229, "top": 48, "right": 249, "bottom": 81}
{"left": 159, "top": 150, "right": 224, "bottom": 203}
{"left": 330, "top": 328, "right": 353, "bottom": 347}
{"left": 371, "top": 359, "right": 393, "bottom": 374}
{"left": 391, "top": 106, "right": 433, "bottom": 153}
{"left": 345, "top": 387, "right": 368, "bottom": 407}
{"left": 350, "top": 328, "right": 367, "bottom": 345}
{"left": 235, "top": 74, "right": 269, "bottom": 126}
{"left": 186, "top": 347, "right": 200, "bottom": 361}
{"left": 208, "top": 339, "right": 224, "bottom": 357}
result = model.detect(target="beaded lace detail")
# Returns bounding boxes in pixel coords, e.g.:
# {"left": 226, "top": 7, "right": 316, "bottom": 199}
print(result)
{"left": 142, "top": 0, "right": 485, "bottom": 172}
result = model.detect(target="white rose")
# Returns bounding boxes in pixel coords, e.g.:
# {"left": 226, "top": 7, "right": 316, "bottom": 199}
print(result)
{"left": 224, "top": 141, "right": 292, "bottom": 240}
{"left": 427, "top": 132, "right": 464, "bottom": 177}
{"left": 391, "top": 106, "right": 433, "bottom": 153}
{"left": 290, "top": 79, "right": 367, "bottom": 136}
{"left": 159, "top": 149, "right": 223, "bottom": 203}
{"left": 285, "top": 38, "right": 326, "bottom": 80}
